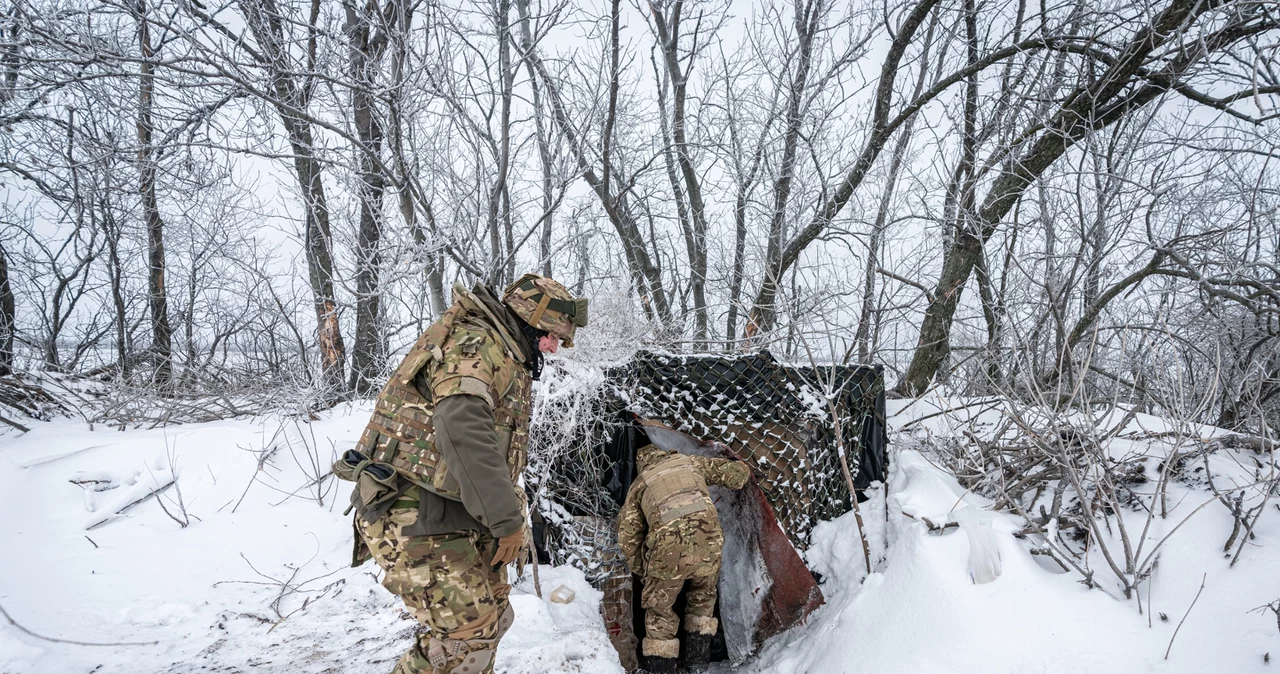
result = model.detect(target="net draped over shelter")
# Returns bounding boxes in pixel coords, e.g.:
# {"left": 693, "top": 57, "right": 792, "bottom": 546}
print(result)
{"left": 526, "top": 350, "right": 887, "bottom": 669}
{"left": 535, "top": 349, "right": 887, "bottom": 556}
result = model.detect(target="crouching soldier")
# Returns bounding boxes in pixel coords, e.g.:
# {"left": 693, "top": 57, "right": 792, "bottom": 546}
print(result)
{"left": 335, "top": 274, "right": 587, "bottom": 674}
{"left": 617, "top": 444, "right": 751, "bottom": 674}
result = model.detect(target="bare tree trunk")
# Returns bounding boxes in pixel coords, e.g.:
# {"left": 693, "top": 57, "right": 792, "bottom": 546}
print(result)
{"left": 45, "top": 108, "right": 99, "bottom": 371}
{"left": 239, "top": 0, "right": 347, "bottom": 393}
{"left": 0, "top": 5, "right": 18, "bottom": 106}
{"left": 721, "top": 58, "right": 774, "bottom": 348}
{"left": 652, "top": 55, "right": 696, "bottom": 335}
{"left": 749, "top": 0, "right": 821, "bottom": 340}
{"left": 857, "top": 14, "right": 937, "bottom": 363}
{"left": 0, "top": 241, "right": 14, "bottom": 376}
{"left": 725, "top": 177, "right": 750, "bottom": 347}
{"left": 344, "top": 0, "right": 389, "bottom": 396}
{"left": 298, "top": 162, "right": 346, "bottom": 394}
{"left": 522, "top": 0, "right": 671, "bottom": 324}
{"left": 136, "top": 0, "right": 172, "bottom": 386}
{"left": 515, "top": 0, "right": 555, "bottom": 277}
{"left": 388, "top": 0, "right": 446, "bottom": 316}
{"left": 100, "top": 197, "right": 129, "bottom": 378}
{"left": 486, "top": 0, "right": 513, "bottom": 285}
{"left": 652, "top": 1, "right": 708, "bottom": 347}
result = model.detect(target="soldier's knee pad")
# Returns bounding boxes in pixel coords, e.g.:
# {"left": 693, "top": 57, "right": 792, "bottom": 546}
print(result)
{"left": 394, "top": 638, "right": 439, "bottom": 674}
{"left": 684, "top": 614, "right": 718, "bottom": 635}
{"left": 428, "top": 604, "right": 511, "bottom": 674}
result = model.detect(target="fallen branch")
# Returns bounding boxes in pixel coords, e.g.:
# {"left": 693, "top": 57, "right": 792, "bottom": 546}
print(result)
{"left": 0, "top": 412, "right": 29, "bottom": 433}
{"left": 897, "top": 398, "right": 1004, "bottom": 432}
{"left": 85, "top": 480, "right": 176, "bottom": 531}
{"left": 901, "top": 510, "right": 960, "bottom": 534}
{"left": 1250, "top": 599, "right": 1280, "bottom": 634}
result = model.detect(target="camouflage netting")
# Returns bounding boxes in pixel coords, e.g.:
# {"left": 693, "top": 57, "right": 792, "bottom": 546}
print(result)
{"left": 524, "top": 350, "right": 886, "bottom": 668}
{"left": 529, "top": 349, "right": 887, "bottom": 562}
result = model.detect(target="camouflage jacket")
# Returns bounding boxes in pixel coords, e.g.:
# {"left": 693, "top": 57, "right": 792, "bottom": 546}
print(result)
{"left": 617, "top": 446, "right": 750, "bottom": 579}
{"left": 353, "top": 284, "right": 533, "bottom": 540}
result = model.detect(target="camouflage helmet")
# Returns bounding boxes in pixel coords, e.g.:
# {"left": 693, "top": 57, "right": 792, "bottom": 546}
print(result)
{"left": 502, "top": 273, "right": 588, "bottom": 347}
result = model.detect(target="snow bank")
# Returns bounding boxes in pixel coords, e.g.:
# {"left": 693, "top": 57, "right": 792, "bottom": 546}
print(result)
{"left": 0, "top": 408, "right": 623, "bottom": 674}
{"left": 738, "top": 403, "right": 1280, "bottom": 674}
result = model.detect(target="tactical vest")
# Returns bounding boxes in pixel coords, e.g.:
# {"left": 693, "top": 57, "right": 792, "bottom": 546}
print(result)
{"left": 354, "top": 292, "right": 532, "bottom": 500}
{"left": 640, "top": 453, "right": 716, "bottom": 526}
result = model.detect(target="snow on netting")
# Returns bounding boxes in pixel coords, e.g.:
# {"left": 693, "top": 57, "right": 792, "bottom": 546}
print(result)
{"left": 525, "top": 350, "right": 885, "bottom": 666}
{"left": 528, "top": 350, "right": 888, "bottom": 563}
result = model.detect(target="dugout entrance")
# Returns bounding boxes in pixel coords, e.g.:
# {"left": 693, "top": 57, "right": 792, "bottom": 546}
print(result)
{"left": 531, "top": 350, "right": 887, "bottom": 670}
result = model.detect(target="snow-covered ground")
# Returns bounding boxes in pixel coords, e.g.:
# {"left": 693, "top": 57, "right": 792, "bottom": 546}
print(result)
{"left": 736, "top": 398, "right": 1280, "bottom": 674}
{"left": 0, "top": 406, "right": 622, "bottom": 674}
{"left": 2, "top": 396, "right": 1278, "bottom": 673}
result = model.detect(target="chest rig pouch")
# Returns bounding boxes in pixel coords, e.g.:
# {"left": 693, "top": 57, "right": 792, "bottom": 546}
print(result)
{"left": 351, "top": 292, "right": 532, "bottom": 501}
{"left": 641, "top": 454, "right": 715, "bottom": 525}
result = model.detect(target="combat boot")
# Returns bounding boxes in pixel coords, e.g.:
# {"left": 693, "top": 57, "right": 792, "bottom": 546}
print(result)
{"left": 642, "top": 655, "right": 678, "bottom": 674}
{"left": 684, "top": 632, "right": 711, "bottom": 673}
{"left": 641, "top": 637, "right": 680, "bottom": 674}
{"left": 683, "top": 615, "right": 717, "bottom": 674}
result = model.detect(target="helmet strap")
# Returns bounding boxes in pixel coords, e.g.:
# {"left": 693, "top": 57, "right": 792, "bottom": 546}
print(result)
{"left": 516, "top": 321, "right": 546, "bottom": 380}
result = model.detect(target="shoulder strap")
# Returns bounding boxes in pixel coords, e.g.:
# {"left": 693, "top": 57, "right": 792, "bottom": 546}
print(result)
{"left": 452, "top": 283, "right": 527, "bottom": 364}
{"left": 393, "top": 303, "right": 464, "bottom": 386}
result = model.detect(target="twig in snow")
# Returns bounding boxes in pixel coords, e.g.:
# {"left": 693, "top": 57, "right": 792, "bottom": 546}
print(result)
{"left": 897, "top": 398, "right": 1004, "bottom": 432}
{"left": 0, "top": 602, "right": 158, "bottom": 646}
{"left": 900, "top": 510, "right": 959, "bottom": 534}
{"left": 1250, "top": 599, "right": 1280, "bottom": 635}
{"left": 84, "top": 535, "right": 98, "bottom": 549}
{"left": 84, "top": 480, "right": 176, "bottom": 531}
{"left": 1165, "top": 574, "right": 1207, "bottom": 659}
{"left": 214, "top": 542, "right": 345, "bottom": 623}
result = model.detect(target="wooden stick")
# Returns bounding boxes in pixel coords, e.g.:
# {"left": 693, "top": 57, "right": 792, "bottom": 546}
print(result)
{"left": 0, "top": 412, "right": 29, "bottom": 433}
{"left": 531, "top": 551, "right": 543, "bottom": 599}
{"left": 1165, "top": 574, "right": 1206, "bottom": 660}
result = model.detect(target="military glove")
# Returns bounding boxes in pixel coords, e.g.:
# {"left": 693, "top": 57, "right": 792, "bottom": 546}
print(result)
{"left": 491, "top": 530, "right": 525, "bottom": 569}
{"left": 729, "top": 461, "right": 752, "bottom": 489}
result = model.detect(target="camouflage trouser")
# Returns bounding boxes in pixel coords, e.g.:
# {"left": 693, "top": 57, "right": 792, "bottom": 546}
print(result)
{"left": 640, "top": 567, "right": 719, "bottom": 652}
{"left": 357, "top": 506, "right": 513, "bottom": 674}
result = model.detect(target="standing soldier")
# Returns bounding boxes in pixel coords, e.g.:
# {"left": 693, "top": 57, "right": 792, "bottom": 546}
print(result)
{"left": 617, "top": 444, "right": 751, "bottom": 674}
{"left": 336, "top": 274, "right": 587, "bottom": 674}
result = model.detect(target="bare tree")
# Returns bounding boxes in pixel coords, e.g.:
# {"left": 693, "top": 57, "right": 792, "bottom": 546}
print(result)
{"left": 343, "top": 0, "right": 393, "bottom": 395}
{"left": 133, "top": 0, "right": 173, "bottom": 385}
{"left": 522, "top": 0, "right": 673, "bottom": 325}
{"left": 899, "top": 0, "right": 1280, "bottom": 394}
{"left": 0, "top": 240, "right": 14, "bottom": 376}
{"left": 233, "top": 0, "right": 348, "bottom": 394}
{"left": 649, "top": 0, "right": 715, "bottom": 347}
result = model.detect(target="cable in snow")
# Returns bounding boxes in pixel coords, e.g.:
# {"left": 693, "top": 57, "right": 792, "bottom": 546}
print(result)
{"left": 0, "top": 601, "right": 159, "bottom": 647}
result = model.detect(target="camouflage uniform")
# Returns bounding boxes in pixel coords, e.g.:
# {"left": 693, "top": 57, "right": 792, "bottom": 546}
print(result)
{"left": 357, "top": 506, "right": 514, "bottom": 674}
{"left": 339, "top": 276, "right": 586, "bottom": 674}
{"left": 616, "top": 445, "right": 751, "bottom": 662}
